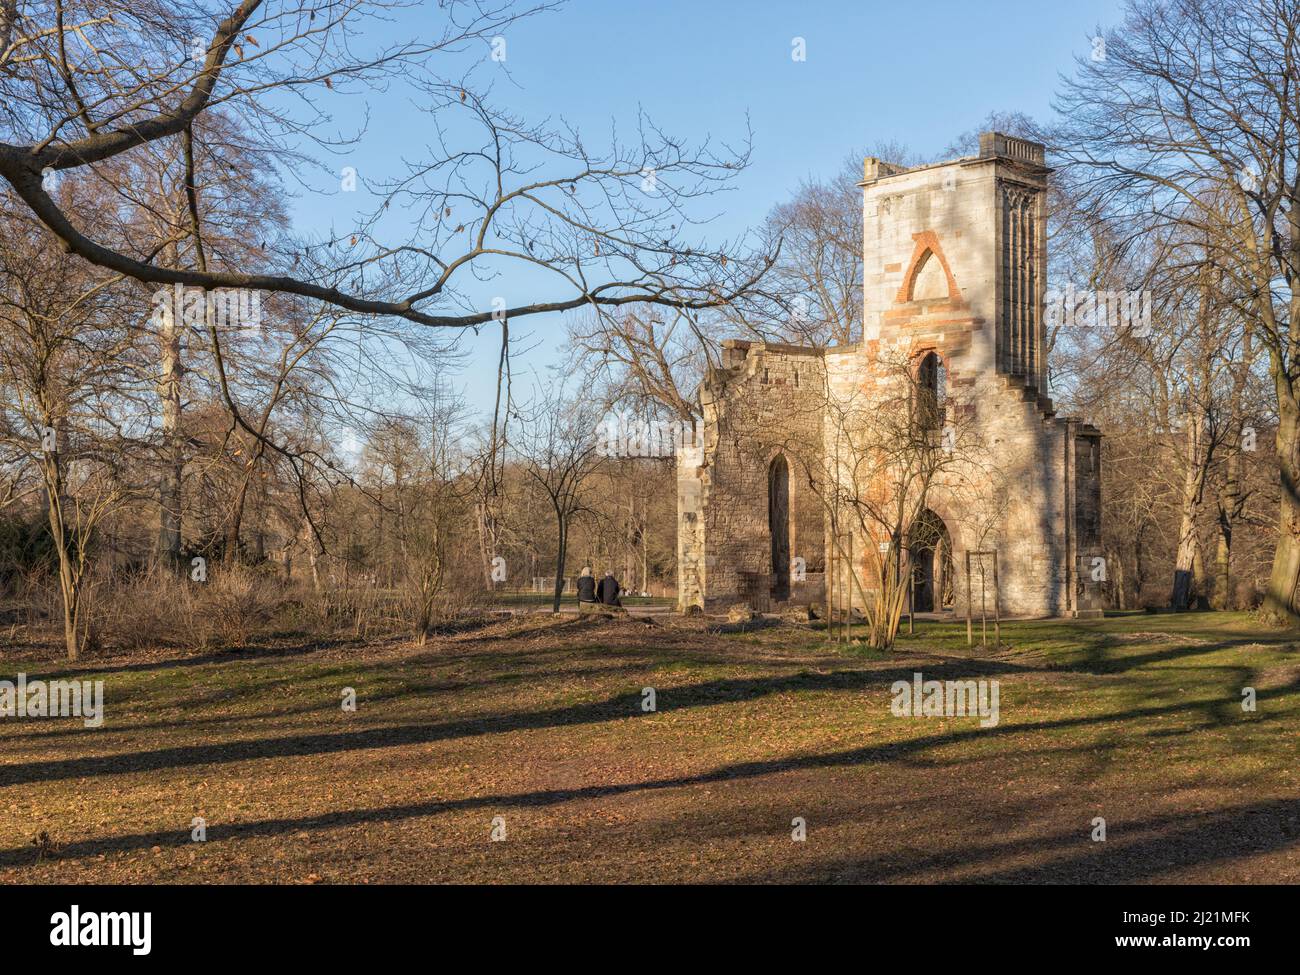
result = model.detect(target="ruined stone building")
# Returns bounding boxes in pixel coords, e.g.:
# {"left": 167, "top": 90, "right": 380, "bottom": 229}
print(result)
{"left": 677, "top": 132, "right": 1103, "bottom": 618}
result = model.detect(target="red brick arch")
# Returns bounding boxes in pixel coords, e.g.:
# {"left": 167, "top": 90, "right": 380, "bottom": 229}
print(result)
{"left": 895, "top": 230, "right": 961, "bottom": 304}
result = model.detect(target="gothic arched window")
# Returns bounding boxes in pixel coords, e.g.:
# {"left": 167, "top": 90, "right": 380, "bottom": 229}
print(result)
{"left": 916, "top": 352, "right": 946, "bottom": 432}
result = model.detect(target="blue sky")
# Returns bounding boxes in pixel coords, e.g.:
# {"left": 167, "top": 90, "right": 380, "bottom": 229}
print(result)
{"left": 293, "top": 0, "right": 1129, "bottom": 421}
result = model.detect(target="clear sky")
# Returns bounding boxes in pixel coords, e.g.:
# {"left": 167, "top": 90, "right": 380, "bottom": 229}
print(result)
{"left": 291, "top": 0, "right": 1130, "bottom": 421}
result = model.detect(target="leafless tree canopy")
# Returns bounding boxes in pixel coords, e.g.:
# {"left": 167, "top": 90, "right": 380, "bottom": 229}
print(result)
{"left": 0, "top": 0, "right": 774, "bottom": 329}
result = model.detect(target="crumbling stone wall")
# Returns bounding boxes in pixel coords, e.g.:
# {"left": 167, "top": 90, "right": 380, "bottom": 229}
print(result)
{"left": 678, "top": 341, "right": 829, "bottom": 612}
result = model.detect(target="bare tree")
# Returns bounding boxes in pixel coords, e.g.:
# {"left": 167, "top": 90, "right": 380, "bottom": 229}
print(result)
{"left": 517, "top": 385, "right": 601, "bottom": 613}
{"left": 0, "top": 1, "right": 772, "bottom": 332}
{"left": 568, "top": 307, "right": 709, "bottom": 422}
{"left": 365, "top": 398, "right": 471, "bottom": 644}
{"left": 1055, "top": 0, "right": 1300, "bottom": 620}
{"left": 0, "top": 188, "right": 143, "bottom": 658}
{"left": 824, "top": 356, "right": 997, "bottom": 648}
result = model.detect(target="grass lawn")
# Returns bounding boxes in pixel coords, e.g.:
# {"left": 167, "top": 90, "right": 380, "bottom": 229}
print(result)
{"left": 2, "top": 611, "right": 1298, "bottom": 883}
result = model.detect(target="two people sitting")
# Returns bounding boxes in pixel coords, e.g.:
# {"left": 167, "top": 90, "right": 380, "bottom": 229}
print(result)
{"left": 577, "top": 566, "right": 622, "bottom": 608}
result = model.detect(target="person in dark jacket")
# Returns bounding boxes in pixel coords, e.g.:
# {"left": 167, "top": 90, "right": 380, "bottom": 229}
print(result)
{"left": 597, "top": 571, "right": 622, "bottom": 607}
{"left": 576, "top": 567, "right": 597, "bottom": 604}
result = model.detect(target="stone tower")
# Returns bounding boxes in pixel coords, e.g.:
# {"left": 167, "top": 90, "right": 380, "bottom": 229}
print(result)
{"left": 677, "top": 132, "right": 1103, "bottom": 619}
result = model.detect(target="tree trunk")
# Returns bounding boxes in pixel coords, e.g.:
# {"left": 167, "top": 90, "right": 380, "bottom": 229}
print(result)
{"left": 1214, "top": 346, "right": 1249, "bottom": 610}
{"left": 552, "top": 519, "right": 567, "bottom": 614}
{"left": 52, "top": 515, "right": 80, "bottom": 662}
{"left": 252, "top": 481, "right": 266, "bottom": 562}
{"left": 1264, "top": 403, "right": 1300, "bottom": 621}
{"left": 625, "top": 491, "right": 636, "bottom": 590}
{"left": 307, "top": 539, "right": 321, "bottom": 592}
{"left": 1191, "top": 539, "right": 1207, "bottom": 610}
{"left": 1171, "top": 413, "right": 1209, "bottom": 611}
{"left": 1134, "top": 528, "right": 1146, "bottom": 605}
{"left": 157, "top": 307, "right": 183, "bottom": 568}
{"left": 1214, "top": 428, "right": 1240, "bottom": 612}
{"left": 1214, "top": 503, "right": 1232, "bottom": 610}
{"left": 42, "top": 454, "right": 80, "bottom": 660}
{"left": 476, "top": 501, "right": 498, "bottom": 589}
{"left": 225, "top": 469, "right": 252, "bottom": 564}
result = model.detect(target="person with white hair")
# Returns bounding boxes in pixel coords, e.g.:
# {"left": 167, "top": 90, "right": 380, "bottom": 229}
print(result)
{"left": 597, "top": 570, "right": 622, "bottom": 607}
{"left": 576, "top": 566, "right": 597, "bottom": 605}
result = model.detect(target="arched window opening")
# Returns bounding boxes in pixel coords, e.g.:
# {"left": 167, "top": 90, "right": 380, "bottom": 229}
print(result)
{"left": 915, "top": 352, "right": 946, "bottom": 433}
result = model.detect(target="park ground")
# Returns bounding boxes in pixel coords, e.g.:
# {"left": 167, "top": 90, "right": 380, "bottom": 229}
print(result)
{"left": 2, "top": 610, "right": 1298, "bottom": 883}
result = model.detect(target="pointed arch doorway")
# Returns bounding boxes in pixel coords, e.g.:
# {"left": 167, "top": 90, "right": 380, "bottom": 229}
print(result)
{"left": 909, "top": 508, "right": 953, "bottom": 612}
{"left": 769, "top": 455, "right": 791, "bottom": 601}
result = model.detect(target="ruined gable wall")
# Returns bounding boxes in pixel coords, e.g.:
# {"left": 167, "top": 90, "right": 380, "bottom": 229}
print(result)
{"left": 677, "top": 342, "right": 829, "bottom": 611}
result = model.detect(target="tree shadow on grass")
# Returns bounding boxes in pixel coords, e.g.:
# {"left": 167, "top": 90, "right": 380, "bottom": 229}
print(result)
{"left": 0, "top": 659, "right": 651, "bottom": 746}
{"left": 0, "top": 657, "right": 1068, "bottom": 788}
{"left": 22, "top": 635, "right": 375, "bottom": 682}
{"left": 988, "top": 635, "right": 1290, "bottom": 678}
{"left": 732, "top": 796, "right": 1300, "bottom": 884}
{"left": 5, "top": 672, "right": 1295, "bottom": 871}
{"left": 7, "top": 725, "right": 1297, "bottom": 877}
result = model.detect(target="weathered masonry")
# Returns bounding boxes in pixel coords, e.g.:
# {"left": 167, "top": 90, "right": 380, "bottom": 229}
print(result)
{"left": 677, "top": 132, "right": 1103, "bottom": 618}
